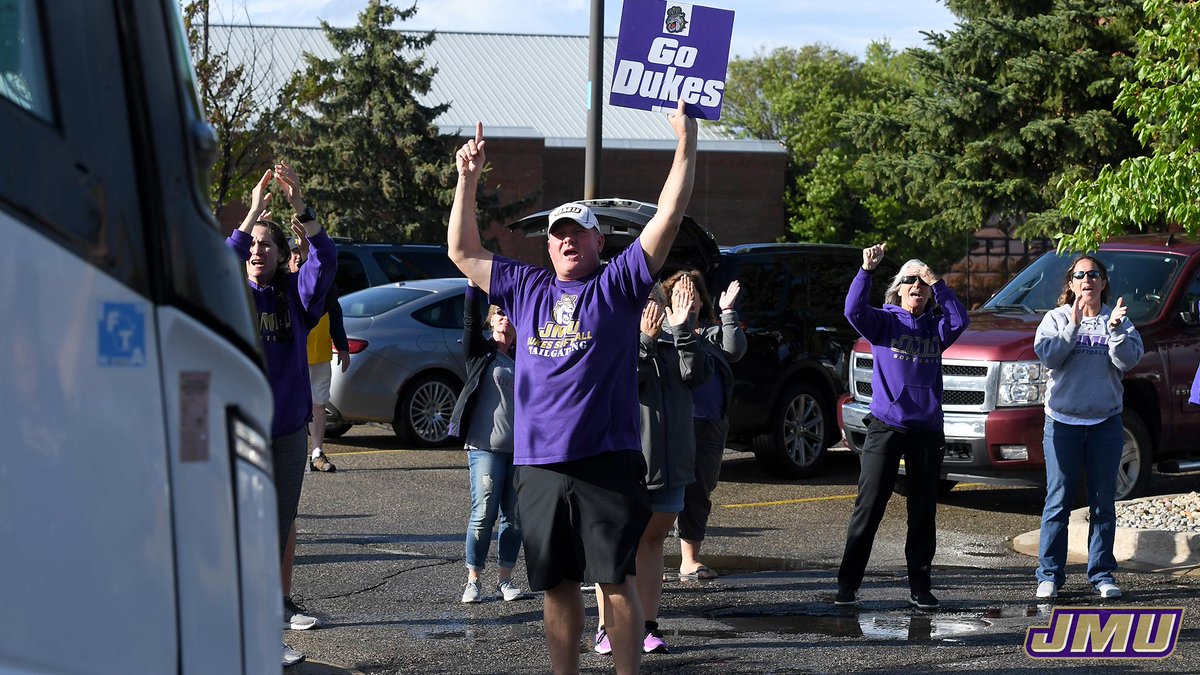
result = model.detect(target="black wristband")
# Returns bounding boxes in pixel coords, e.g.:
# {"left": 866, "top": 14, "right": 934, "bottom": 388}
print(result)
{"left": 296, "top": 205, "right": 317, "bottom": 223}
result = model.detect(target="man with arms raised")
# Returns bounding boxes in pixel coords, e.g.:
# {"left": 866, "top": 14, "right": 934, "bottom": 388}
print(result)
{"left": 448, "top": 98, "right": 697, "bottom": 674}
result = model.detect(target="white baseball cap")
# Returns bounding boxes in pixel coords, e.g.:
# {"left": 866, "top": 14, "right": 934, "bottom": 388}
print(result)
{"left": 548, "top": 202, "right": 599, "bottom": 231}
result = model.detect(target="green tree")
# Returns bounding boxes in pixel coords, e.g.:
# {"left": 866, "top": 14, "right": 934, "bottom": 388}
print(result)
{"left": 720, "top": 45, "right": 872, "bottom": 242}
{"left": 1059, "top": 0, "right": 1200, "bottom": 252}
{"left": 279, "top": 0, "right": 454, "bottom": 241}
{"left": 847, "top": 0, "right": 1144, "bottom": 264}
{"left": 182, "top": 1, "right": 282, "bottom": 220}
{"left": 718, "top": 42, "right": 938, "bottom": 259}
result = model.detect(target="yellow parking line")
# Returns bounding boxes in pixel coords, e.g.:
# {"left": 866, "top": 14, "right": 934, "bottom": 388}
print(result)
{"left": 722, "top": 494, "right": 857, "bottom": 509}
{"left": 324, "top": 448, "right": 418, "bottom": 457}
{"left": 720, "top": 483, "right": 996, "bottom": 509}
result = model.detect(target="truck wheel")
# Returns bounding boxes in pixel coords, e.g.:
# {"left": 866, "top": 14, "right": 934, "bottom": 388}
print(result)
{"left": 1114, "top": 410, "right": 1152, "bottom": 501}
{"left": 393, "top": 374, "right": 459, "bottom": 447}
{"left": 752, "top": 381, "right": 829, "bottom": 479}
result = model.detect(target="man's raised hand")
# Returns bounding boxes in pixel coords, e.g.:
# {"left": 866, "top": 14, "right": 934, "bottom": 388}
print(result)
{"left": 668, "top": 97, "right": 697, "bottom": 146}
{"left": 456, "top": 122, "right": 487, "bottom": 181}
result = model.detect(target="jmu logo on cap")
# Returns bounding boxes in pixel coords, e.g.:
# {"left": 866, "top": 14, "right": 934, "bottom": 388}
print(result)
{"left": 663, "top": 4, "right": 691, "bottom": 36}
{"left": 1025, "top": 608, "right": 1183, "bottom": 659}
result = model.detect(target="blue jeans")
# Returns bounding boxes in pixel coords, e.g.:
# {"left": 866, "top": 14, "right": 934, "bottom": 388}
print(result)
{"left": 1037, "top": 414, "right": 1121, "bottom": 588}
{"left": 465, "top": 449, "right": 521, "bottom": 572}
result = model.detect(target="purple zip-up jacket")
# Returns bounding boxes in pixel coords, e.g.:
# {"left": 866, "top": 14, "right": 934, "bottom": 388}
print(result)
{"left": 226, "top": 229, "right": 337, "bottom": 438}
{"left": 845, "top": 268, "right": 970, "bottom": 431}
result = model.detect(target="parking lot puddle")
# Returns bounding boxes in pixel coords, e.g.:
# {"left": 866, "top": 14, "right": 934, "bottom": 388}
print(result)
{"left": 703, "top": 613, "right": 993, "bottom": 641}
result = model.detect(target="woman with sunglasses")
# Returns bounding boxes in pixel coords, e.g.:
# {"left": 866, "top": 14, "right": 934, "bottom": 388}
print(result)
{"left": 834, "top": 243, "right": 969, "bottom": 610}
{"left": 1033, "top": 255, "right": 1143, "bottom": 601}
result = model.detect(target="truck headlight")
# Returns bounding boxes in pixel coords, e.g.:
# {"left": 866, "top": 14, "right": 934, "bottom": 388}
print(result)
{"left": 997, "top": 360, "right": 1047, "bottom": 407}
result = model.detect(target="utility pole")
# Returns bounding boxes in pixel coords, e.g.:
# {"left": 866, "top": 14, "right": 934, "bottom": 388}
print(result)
{"left": 202, "top": 0, "right": 210, "bottom": 61}
{"left": 584, "top": 0, "right": 603, "bottom": 199}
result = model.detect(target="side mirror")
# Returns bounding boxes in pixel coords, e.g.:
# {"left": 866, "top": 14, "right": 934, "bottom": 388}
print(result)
{"left": 1180, "top": 299, "right": 1200, "bottom": 327}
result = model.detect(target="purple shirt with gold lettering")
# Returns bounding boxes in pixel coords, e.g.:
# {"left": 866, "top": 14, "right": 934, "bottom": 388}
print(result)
{"left": 488, "top": 244, "right": 653, "bottom": 465}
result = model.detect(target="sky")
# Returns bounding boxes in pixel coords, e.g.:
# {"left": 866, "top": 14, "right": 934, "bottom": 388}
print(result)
{"left": 207, "top": 1, "right": 960, "bottom": 58}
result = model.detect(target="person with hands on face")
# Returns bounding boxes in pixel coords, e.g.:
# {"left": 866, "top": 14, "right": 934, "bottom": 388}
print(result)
{"left": 594, "top": 279, "right": 712, "bottom": 656}
{"left": 666, "top": 271, "right": 746, "bottom": 581}
{"left": 447, "top": 98, "right": 698, "bottom": 675}
{"left": 224, "top": 161, "right": 336, "bottom": 668}
{"left": 1033, "top": 255, "right": 1143, "bottom": 601}
{"left": 448, "top": 280, "right": 525, "bottom": 604}
{"left": 834, "top": 243, "right": 969, "bottom": 611}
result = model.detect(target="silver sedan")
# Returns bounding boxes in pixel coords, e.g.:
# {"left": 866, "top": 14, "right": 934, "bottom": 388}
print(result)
{"left": 326, "top": 278, "right": 469, "bottom": 446}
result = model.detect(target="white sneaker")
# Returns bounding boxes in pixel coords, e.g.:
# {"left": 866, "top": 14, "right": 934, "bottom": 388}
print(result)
{"left": 282, "top": 642, "right": 305, "bottom": 668}
{"left": 1098, "top": 582, "right": 1122, "bottom": 599}
{"left": 283, "top": 596, "right": 319, "bottom": 630}
{"left": 461, "top": 579, "right": 483, "bottom": 603}
{"left": 497, "top": 579, "right": 525, "bottom": 601}
{"left": 1035, "top": 581, "right": 1058, "bottom": 599}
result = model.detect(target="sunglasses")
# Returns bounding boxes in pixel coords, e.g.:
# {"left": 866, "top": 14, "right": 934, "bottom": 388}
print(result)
{"left": 898, "top": 275, "right": 928, "bottom": 286}
{"left": 1071, "top": 270, "right": 1104, "bottom": 280}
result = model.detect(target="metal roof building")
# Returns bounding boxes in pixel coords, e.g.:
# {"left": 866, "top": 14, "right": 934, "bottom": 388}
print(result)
{"left": 211, "top": 25, "right": 785, "bottom": 246}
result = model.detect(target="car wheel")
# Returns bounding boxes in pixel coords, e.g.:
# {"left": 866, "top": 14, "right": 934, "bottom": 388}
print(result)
{"left": 324, "top": 422, "right": 352, "bottom": 438}
{"left": 752, "top": 381, "right": 828, "bottom": 479}
{"left": 394, "top": 374, "right": 459, "bottom": 447}
{"left": 1114, "top": 410, "right": 1152, "bottom": 501}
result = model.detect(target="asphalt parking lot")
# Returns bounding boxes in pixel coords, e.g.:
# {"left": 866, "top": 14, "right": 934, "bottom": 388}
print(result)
{"left": 285, "top": 426, "right": 1200, "bottom": 674}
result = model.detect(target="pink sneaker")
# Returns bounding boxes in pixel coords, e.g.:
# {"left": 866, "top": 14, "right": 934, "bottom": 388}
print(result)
{"left": 643, "top": 624, "right": 669, "bottom": 654}
{"left": 593, "top": 626, "right": 612, "bottom": 655}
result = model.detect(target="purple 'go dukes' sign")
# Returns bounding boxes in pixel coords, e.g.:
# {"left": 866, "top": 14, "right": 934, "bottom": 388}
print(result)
{"left": 609, "top": 1, "right": 735, "bottom": 121}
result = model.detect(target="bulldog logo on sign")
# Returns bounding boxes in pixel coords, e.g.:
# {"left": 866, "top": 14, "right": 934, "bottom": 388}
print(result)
{"left": 665, "top": 6, "right": 688, "bottom": 34}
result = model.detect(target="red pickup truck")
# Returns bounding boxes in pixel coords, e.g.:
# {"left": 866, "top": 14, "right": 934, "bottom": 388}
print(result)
{"left": 839, "top": 235, "right": 1200, "bottom": 500}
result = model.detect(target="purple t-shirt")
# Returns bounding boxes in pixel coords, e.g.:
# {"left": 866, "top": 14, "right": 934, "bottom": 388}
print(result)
{"left": 488, "top": 244, "right": 654, "bottom": 465}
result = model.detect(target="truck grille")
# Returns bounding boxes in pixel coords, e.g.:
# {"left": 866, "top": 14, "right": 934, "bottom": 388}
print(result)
{"left": 854, "top": 383, "right": 985, "bottom": 407}
{"left": 850, "top": 353, "right": 995, "bottom": 413}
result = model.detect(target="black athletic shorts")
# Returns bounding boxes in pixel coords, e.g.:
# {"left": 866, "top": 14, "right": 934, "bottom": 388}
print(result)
{"left": 514, "top": 450, "right": 651, "bottom": 592}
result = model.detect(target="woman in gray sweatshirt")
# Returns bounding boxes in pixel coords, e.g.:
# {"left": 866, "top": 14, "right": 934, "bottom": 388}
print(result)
{"left": 1033, "top": 255, "right": 1143, "bottom": 601}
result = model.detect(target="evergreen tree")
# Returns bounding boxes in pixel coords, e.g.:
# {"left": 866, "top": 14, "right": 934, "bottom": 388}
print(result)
{"left": 1060, "top": 0, "right": 1200, "bottom": 252}
{"left": 846, "top": 0, "right": 1144, "bottom": 263}
{"left": 279, "top": 1, "right": 453, "bottom": 242}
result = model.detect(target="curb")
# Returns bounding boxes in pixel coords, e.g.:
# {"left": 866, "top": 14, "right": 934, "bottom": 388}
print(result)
{"left": 1012, "top": 493, "right": 1200, "bottom": 574}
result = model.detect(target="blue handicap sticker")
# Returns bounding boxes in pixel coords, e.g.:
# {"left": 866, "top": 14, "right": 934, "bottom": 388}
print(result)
{"left": 98, "top": 302, "right": 147, "bottom": 367}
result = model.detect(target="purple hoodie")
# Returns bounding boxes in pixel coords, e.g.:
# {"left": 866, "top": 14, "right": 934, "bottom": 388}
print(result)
{"left": 226, "top": 229, "right": 337, "bottom": 437}
{"left": 845, "top": 268, "right": 970, "bottom": 430}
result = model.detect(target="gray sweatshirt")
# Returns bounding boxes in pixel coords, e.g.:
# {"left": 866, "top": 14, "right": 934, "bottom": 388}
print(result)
{"left": 1034, "top": 303, "right": 1144, "bottom": 421}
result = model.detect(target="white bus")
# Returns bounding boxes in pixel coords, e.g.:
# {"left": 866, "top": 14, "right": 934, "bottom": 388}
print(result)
{"left": 1, "top": 2, "right": 279, "bottom": 672}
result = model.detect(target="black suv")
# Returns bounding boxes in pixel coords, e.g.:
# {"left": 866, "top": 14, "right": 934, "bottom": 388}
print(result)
{"left": 713, "top": 244, "right": 894, "bottom": 477}
{"left": 506, "top": 200, "right": 893, "bottom": 479}
{"left": 332, "top": 239, "right": 463, "bottom": 294}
